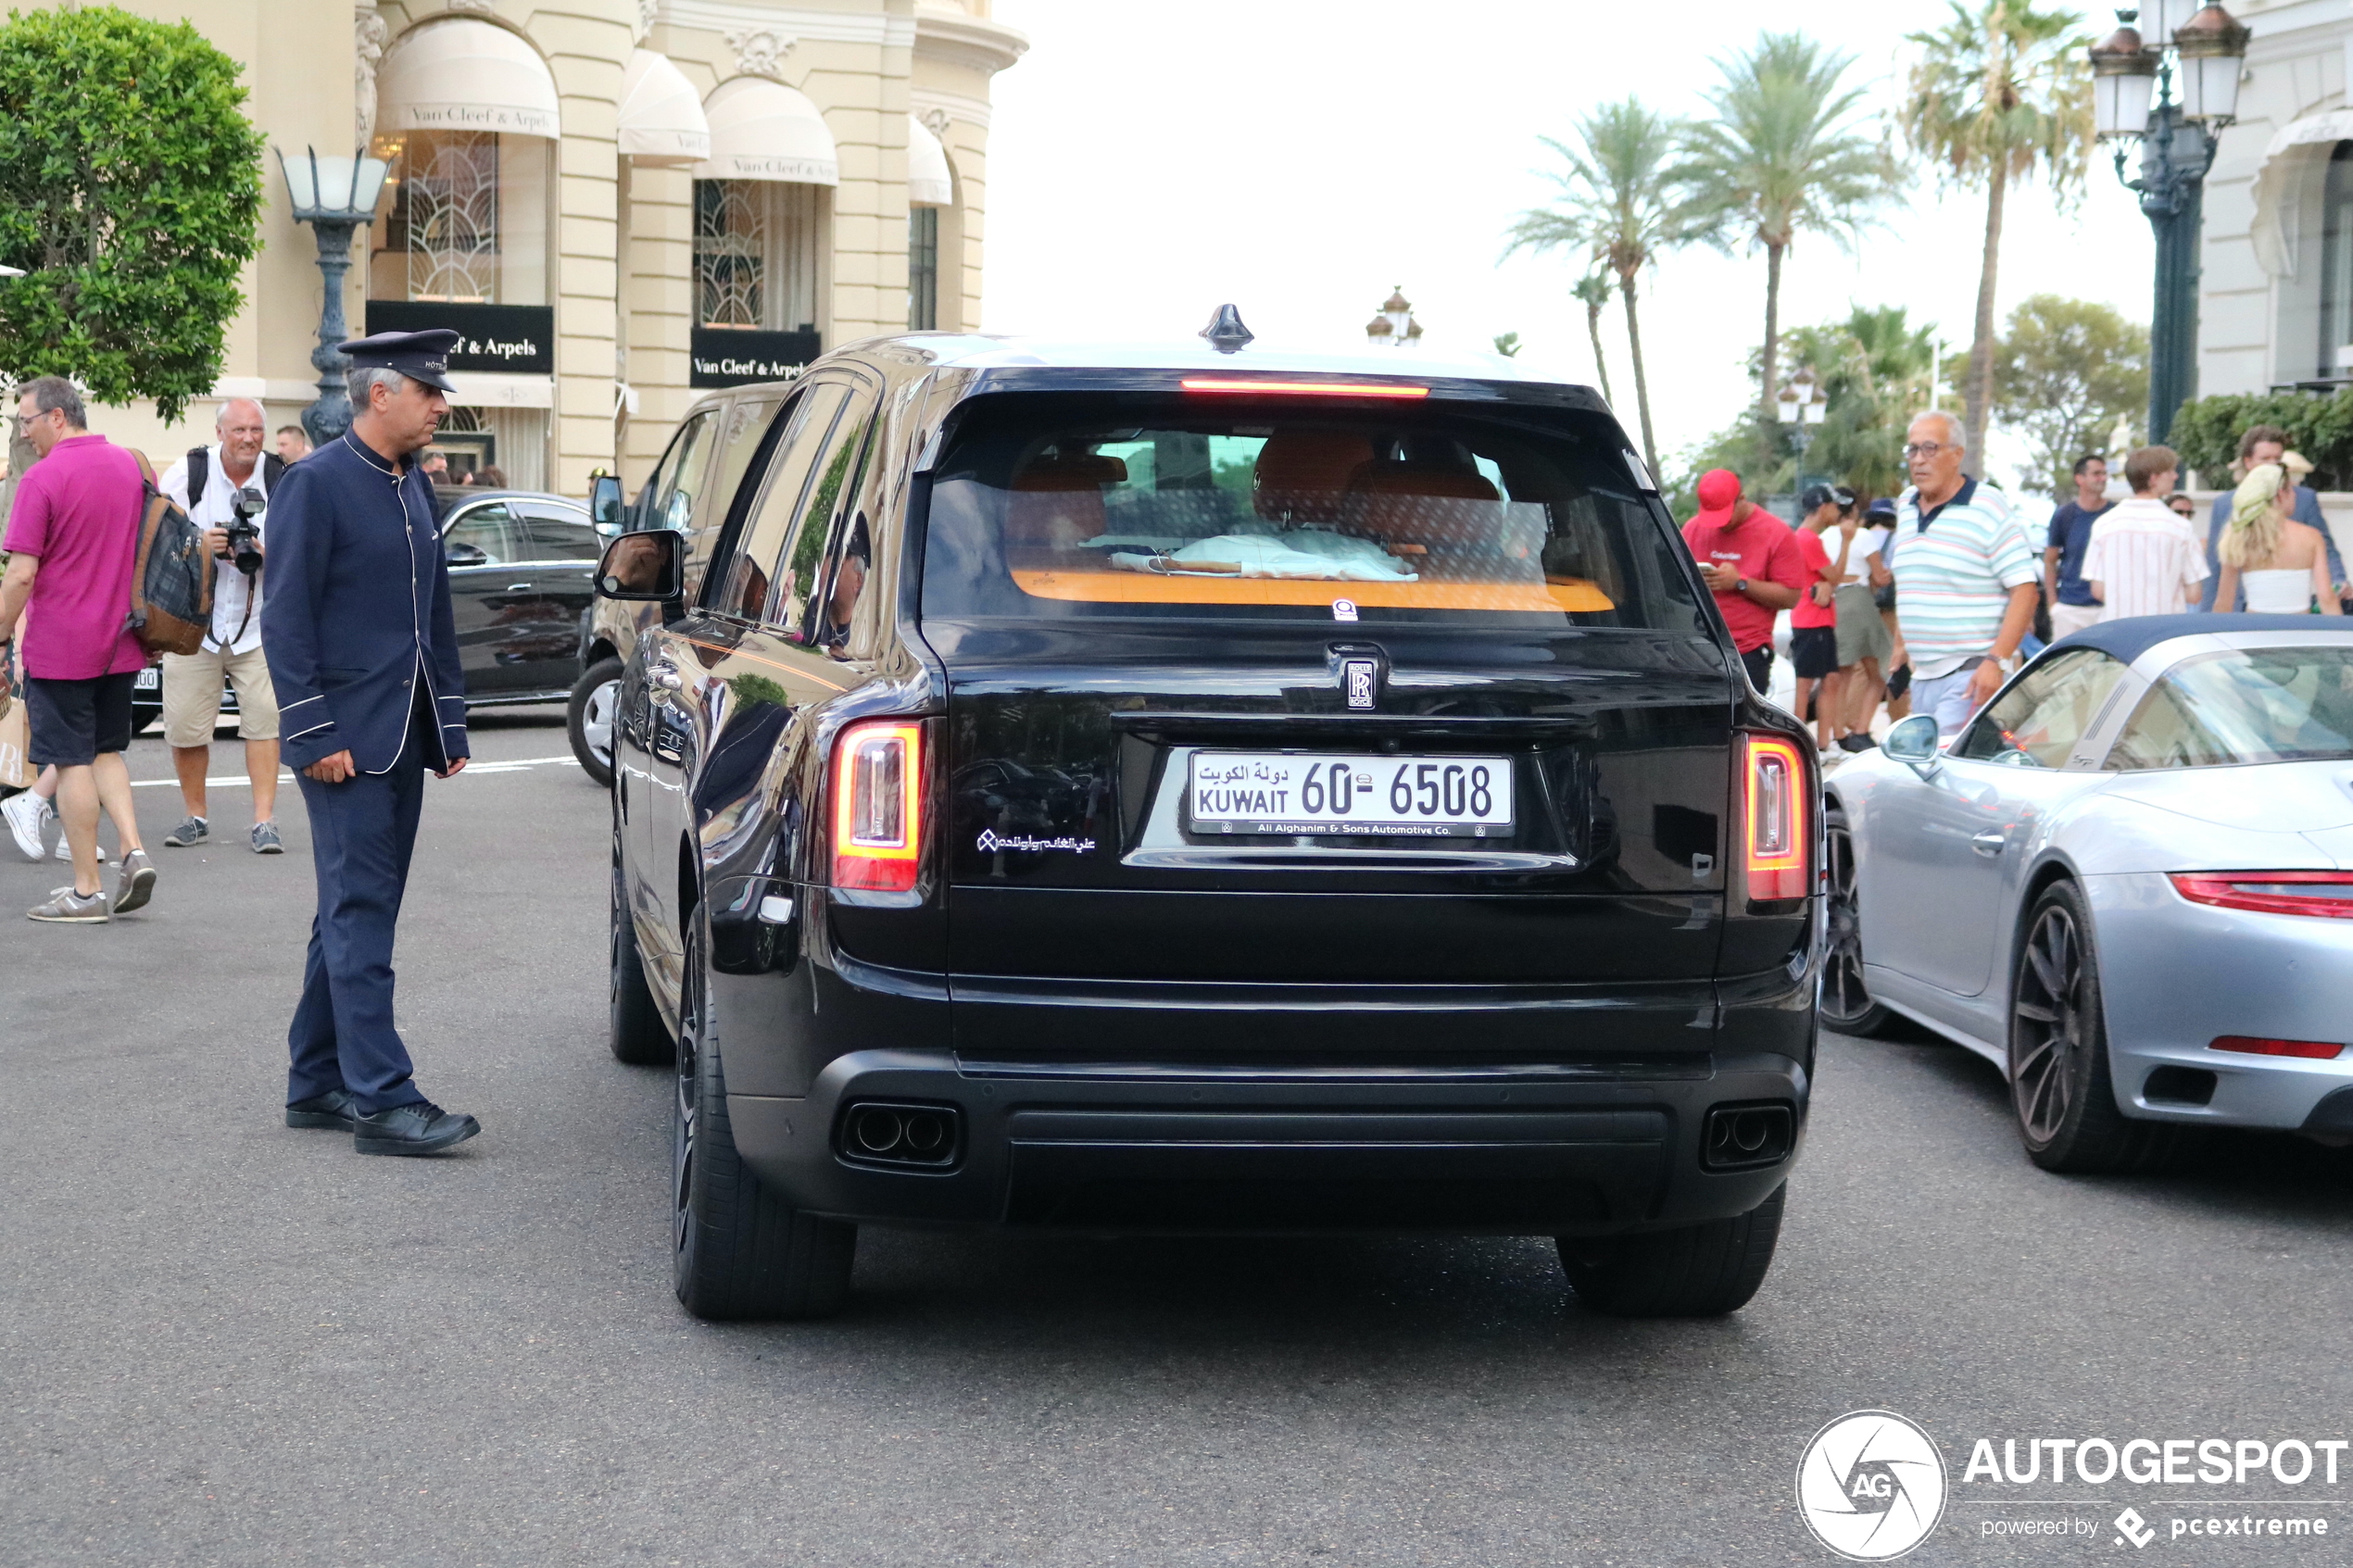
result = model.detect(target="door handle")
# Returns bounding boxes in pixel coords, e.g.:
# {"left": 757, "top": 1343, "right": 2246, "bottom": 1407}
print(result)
{"left": 506, "top": 582, "right": 535, "bottom": 592}
{"left": 1970, "top": 831, "right": 2006, "bottom": 857}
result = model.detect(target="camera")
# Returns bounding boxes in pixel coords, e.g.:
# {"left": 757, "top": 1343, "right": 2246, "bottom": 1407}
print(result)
{"left": 222, "top": 486, "right": 265, "bottom": 575}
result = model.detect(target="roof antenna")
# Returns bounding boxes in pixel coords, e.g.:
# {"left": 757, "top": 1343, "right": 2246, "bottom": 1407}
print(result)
{"left": 1199, "top": 303, "right": 1254, "bottom": 354}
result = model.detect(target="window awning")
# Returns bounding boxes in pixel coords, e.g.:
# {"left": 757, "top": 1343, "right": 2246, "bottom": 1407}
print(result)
{"left": 619, "top": 49, "right": 711, "bottom": 162}
{"left": 908, "top": 115, "right": 952, "bottom": 207}
{"left": 377, "top": 19, "right": 561, "bottom": 140}
{"left": 696, "top": 78, "right": 838, "bottom": 185}
{"left": 2251, "top": 110, "right": 2353, "bottom": 279}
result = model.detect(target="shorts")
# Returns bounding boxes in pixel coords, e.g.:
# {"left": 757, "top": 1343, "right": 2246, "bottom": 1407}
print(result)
{"left": 1791, "top": 625, "right": 1841, "bottom": 681}
{"left": 27, "top": 671, "right": 135, "bottom": 767}
{"left": 2050, "top": 601, "right": 2103, "bottom": 640}
{"left": 162, "top": 643, "right": 280, "bottom": 746}
{"left": 1833, "top": 584, "right": 1894, "bottom": 668}
{"left": 1911, "top": 663, "right": 1985, "bottom": 737}
{"left": 1740, "top": 645, "right": 1773, "bottom": 693}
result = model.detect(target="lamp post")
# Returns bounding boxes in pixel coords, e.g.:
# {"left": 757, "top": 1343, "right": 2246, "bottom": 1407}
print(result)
{"left": 2090, "top": 4, "right": 2249, "bottom": 445}
{"left": 276, "top": 146, "right": 391, "bottom": 446}
{"left": 1777, "top": 369, "right": 1827, "bottom": 459}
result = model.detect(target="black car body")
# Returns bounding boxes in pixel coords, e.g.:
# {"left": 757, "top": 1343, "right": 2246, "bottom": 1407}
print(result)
{"left": 132, "top": 488, "right": 600, "bottom": 732}
{"left": 600, "top": 330, "right": 1821, "bottom": 1322}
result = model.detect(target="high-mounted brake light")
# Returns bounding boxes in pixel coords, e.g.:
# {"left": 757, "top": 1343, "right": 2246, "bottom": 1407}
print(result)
{"left": 1179, "top": 378, "right": 1429, "bottom": 399}
{"left": 832, "top": 721, "right": 924, "bottom": 892}
{"left": 2170, "top": 871, "right": 2353, "bottom": 921}
{"left": 1741, "top": 733, "right": 1811, "bottom": 902}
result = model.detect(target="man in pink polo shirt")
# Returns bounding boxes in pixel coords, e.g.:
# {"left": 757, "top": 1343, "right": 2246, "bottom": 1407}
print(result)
{"left": 0, "top": 376, "right": 157, "bottom": 922}
{"left": 1680, "top": 467, "right": 1805, "bottom": 693}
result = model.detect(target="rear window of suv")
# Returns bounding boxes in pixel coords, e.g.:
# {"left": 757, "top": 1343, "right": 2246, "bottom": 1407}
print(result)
{"left": 920, "top": 394, "right": 1709, "bottom": 632}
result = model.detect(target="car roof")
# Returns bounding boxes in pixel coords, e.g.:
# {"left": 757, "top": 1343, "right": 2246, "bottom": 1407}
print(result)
{"left": 439, "top": 488, "right": 584, "bottom": 508}
{"left": 899, "top": 331, "right": 1563, "bottom": 386}
{"left": 2045, "top": 612, "right": 2353, "bottom": 666}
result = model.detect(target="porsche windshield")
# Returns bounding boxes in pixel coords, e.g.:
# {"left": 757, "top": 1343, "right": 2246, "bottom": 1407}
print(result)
{"left": 918, "top": 395, "right": 1709, "bottom": 633}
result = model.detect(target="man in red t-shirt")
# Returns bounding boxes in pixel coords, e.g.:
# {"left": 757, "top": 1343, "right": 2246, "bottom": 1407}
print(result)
{"left": 1790, "top": 483, "right": 1859, "bottom": 753}
{"left": 1680, "top": 468, "right": 1804, "bottom": 692}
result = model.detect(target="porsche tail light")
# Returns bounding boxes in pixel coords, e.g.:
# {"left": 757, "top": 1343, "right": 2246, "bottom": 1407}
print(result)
{"left": 833, "top": 721, "right": 924, "bottom": 892}
{"left": 1741, "top": 733, "right": 1812, "bottom": 902}
{"left": 2211, "top": 1035, "right": 2345, "bottom": 1060}
{"left": 2170, "top": 871, "right": 2353, "bottom": 921}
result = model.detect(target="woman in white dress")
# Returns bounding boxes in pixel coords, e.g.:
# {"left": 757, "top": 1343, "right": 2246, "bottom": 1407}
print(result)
{"left": 2215, "top": 463, "right": 2345, "bottom": 616}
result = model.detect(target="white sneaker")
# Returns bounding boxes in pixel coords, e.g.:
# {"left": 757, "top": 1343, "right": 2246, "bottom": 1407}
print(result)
{"left": 52, "top": 831, "right": 105, "bottom": 864}
{"left": 2, "top": 790, "right": 44, "bottom": 860}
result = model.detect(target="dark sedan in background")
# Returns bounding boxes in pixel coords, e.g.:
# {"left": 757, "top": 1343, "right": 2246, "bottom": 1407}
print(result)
{"left": 132, "top": 488, "right": 602, "bottom": 733}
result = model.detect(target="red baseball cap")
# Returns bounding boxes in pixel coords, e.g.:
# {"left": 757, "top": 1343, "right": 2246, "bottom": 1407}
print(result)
{"left": 1692, "top": 468, "right": 1743, "bottom": 528}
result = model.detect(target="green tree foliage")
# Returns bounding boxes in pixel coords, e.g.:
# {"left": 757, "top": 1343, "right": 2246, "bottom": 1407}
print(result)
{"left": 1680, "top": 33, "right": 1890, "bottom": 464}
{"left": 1569, "top": 270, "right": 1616, "bottom": 408}
{"left": 1982, "top": 294, "right": 2147, "bottom": 499}
{"left": 0, "top": 7, "right": 264, "bottom": 422}
{"left": 2171, "top": 390, "right": 2353, "bottom": 491}
{"left": 1896, "top": 2, "right": 2094, "bottom": 467}
{"left": 1491, "top": 332, "right": 1523, "bottom": 358}
{"left": 1505, "top": 99, "right": 1699, "bottom": 474}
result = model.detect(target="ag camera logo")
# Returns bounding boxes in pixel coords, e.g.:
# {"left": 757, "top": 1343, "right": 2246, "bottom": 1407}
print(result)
{"left": 1796, "top": 1410, "right": 1948, "bottom": 1561}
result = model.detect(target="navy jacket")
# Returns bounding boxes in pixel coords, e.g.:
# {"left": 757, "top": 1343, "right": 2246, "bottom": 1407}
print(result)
{"left": 259, "top": 433, "right": 469, "bottom": 773}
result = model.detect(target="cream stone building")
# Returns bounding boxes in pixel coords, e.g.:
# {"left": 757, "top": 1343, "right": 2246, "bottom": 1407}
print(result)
{"left": 40, "top": 0, "right": 1025, "bottom": 494}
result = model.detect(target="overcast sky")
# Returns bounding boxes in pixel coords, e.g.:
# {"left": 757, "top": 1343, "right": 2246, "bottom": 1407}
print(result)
{"left": 981, "top": 0, "right": 2156, "bottom": 484}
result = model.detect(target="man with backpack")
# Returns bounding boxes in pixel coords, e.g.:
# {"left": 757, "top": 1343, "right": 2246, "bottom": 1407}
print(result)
{"left": 0, "top": 376, "right": 156, "bottom": 922}
{"left": 156, "top": 397, "right": 285, "bottom": 854}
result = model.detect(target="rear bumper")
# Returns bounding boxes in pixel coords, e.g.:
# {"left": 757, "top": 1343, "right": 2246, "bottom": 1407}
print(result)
{"left": 728, "top": 1042, "right": 1807, "bottom": 1237}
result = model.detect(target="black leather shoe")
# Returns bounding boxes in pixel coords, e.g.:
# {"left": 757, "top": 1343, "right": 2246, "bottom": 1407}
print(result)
{"left": 286, "top": 1088, "right": 359, "bottom": 1132}
{"left": 353, "top": 1099, "right": 482, "bottom": 1157}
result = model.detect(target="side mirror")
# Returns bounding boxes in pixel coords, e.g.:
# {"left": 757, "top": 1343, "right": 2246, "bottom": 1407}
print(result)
{"left": 597, "top": 529, "right": 683, "bottom": 601}
{"left": 445, "top": 541, "right": 488, "bottom": 568}
{"left": 589, "top": 471, "right": 626, "bottom": 531}
{"left": 1883, "top": 713, "right": 1943, "bottom": 774}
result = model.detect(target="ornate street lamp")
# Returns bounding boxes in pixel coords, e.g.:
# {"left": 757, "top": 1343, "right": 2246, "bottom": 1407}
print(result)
{"left": 1777, "top": 369, "right": 1827, "bottom": 457}
{"left": 2090, "top": 6, "right": 2249, "bottom": 444}
{"left": 276, "top": 146, "right": 391, "bottom": 445}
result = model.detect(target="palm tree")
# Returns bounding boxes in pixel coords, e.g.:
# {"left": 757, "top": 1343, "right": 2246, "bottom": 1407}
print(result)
{"left": 1570, "top": 270, "right": 1617, "bottom": 408}
{"left": 1505, "top": 99, "right": 1697, "bottom": 472}
{"left": 1681, "top": 32, "right": 1890, "bottom": 464}
{"left": 1897, "top": 0, "right": 2093, "bottom": 465}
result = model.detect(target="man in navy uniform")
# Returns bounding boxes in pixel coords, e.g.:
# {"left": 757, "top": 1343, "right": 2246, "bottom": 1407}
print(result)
{"left": 260, "top": 331, "right": 481, "bottom": 1156}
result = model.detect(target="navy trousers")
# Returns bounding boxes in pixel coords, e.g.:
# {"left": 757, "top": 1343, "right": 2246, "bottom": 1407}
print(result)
{"left": 284, "top": 709, "right": 434, "bottom": 1114}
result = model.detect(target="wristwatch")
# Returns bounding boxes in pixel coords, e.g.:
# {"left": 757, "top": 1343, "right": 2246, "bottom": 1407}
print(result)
{"left": 1735, "top": 577, "right": 1750, "bottom": 595}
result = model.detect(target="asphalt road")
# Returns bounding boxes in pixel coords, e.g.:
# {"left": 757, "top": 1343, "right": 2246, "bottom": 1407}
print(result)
{"left": 5, "top": 711, "right": 2352, "bottom": 1567}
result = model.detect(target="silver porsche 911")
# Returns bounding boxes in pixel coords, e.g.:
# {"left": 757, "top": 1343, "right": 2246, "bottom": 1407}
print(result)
{"left": 1823, "top": 613, "right": 2353, "bottom": 1173}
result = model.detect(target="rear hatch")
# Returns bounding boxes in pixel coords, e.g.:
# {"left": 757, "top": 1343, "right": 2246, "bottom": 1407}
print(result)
{"left": 914, "top": 388, "right": 1733, "bottom": 993}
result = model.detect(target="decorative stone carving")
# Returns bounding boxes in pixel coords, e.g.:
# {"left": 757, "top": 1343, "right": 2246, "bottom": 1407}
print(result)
{"left": 355, "top": 4, "right": 389, "bottom": 145}
{"left": 921, "top": 107, "right": 952, "bottom": 139}
{"left": 636, "top": 0, "right": 660, "bottom": 42}
{"left": 726, "top": 25, "right": 796, "bottom": 80}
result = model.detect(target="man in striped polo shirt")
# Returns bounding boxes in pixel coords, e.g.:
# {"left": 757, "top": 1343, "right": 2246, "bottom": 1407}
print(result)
{"left": 1888, "top": 411, "right": 2041, "bottom": 737}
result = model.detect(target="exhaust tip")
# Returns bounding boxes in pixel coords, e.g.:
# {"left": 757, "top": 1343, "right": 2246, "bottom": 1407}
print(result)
{"left": 1702, "top": 1102, "right": 1794, "bottom": 1172}
{"left": 838, "top": 1100, "right": 962, "bottom": 1170}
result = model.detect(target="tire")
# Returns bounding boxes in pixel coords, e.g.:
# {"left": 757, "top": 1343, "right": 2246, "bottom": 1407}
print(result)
{"left": 568, "top": 656, "right": 623, "bottom": 788}
{"left": 1820, "top": 805, "right": 1894, "bottom": 1036}
{"left": 1558, "top": 1185, "right": 1786, "bottom": 1317}
{"left": 610, "top": 826, "right": 673, "bottom": 1066}
{"left": 2007, "top": 880, "right": 2175, "bottom": 1173}
{"left": 673, "top": 920, "right": 857, "bottom": 1321}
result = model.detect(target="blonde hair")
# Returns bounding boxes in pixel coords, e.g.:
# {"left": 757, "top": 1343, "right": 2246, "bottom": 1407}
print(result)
{"left": 2222, "top": 462, "right": 2288, "bottom": 570}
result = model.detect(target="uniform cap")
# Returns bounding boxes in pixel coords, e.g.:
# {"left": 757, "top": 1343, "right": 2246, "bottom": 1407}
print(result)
{"left": 1692, "top": 468, "right": 1743, "bottom": 529}
{"left": 337, "top": 328, "right": 459, "bottom": 393}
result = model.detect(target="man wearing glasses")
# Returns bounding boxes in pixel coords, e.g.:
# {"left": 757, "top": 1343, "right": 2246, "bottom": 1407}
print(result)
{"left": 1887, "top": 411, "right": 2040, "bottom": 738}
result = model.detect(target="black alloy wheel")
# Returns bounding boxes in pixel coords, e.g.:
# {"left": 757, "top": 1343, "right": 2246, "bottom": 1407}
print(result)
{"left": 2007, "top": 881, "right": 2172, "bottom": 1173}
{"left": 1819, "top": 807, "right": 1891, "bottom": 1036}
{"left": 609, "top": 827, "right": 673, "bottom": 1066}
{"left": 671, "top": 918, "right": 857, "bottom": 1321}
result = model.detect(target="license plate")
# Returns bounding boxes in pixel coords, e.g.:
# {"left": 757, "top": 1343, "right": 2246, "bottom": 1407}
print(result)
{"left": 135, "top": 668, "right": 159, "bottom": 690}
{"left": 1188, "top": 750, "right": 1514, "bottom": 837}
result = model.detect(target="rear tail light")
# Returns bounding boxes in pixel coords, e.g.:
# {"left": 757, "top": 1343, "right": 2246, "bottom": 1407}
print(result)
{"left": 2170, "top": 871, "right": 2353, "bottom": 921}
{"left": 832, "top": 720, "right": 924, "bottom": 892}
{"left": 1741, "top": 732, "right": 1812, "bottom": 902}
{"left": 1179, "top": 377, "right": 1429, "bottom": 398}
{"left": 2212, "top": 1035, "right": 2345, "bottom": 1060}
